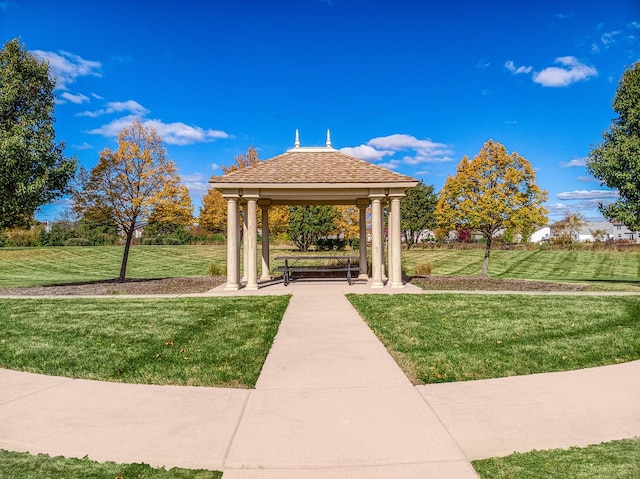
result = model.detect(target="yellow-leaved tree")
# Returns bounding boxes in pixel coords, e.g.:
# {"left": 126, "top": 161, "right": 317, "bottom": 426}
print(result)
{"left": 74, "top": 119, "right": 191, "bottom": 280}
{"left": 435, "top": 139, "right": 548, "bottom": 276}
{"left": 333, "top": 205, "right": 360, "bottom": 244}
{"left": 200, "top": 146, "right": 289, "bottom": 236}
{"left": 199, "top": 188, "right": 227, "bottom": 234}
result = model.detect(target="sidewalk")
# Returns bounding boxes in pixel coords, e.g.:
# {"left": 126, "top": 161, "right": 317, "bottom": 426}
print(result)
{"left": 1, "top": 279, "right": 639, "bottom": 478}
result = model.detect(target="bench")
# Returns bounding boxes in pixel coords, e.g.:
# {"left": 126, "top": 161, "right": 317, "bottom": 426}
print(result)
{"left": 274, "top": 256, "right": 360, "bottom": 286}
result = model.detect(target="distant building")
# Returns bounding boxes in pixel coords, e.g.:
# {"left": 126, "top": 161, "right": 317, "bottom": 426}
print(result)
{"left": 530, "top": 221, "right": 640, "bottom": 243}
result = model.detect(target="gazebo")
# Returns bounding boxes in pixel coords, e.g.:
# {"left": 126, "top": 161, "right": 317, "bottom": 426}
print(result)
{"left": 209, "top": 131, "right": 418, "bottom": 290}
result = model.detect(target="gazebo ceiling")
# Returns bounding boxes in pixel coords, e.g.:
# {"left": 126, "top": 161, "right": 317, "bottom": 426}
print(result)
{"left": 209, "top": 133, "right": 418, "bottom": 205}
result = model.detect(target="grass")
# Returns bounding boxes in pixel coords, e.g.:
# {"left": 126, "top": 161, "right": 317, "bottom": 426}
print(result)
{"left": 2, "top": 245, "right": 639, "bottom": 290}
{"left": 347, "top": 294, "right": 640, "bottom": 384}
{"left": 0, "top": 296, "right": 290, "bottom": 388}
{"left": 0, "top": 245, "right": 228, "bottom": 287}
{"left": 402, "top": 248, "right": 640, "bottom": 291}
{"left": 472, "top": 438, "right": 640, "bottom": 479}
{"left": 0, "top": 449, "right": 221, "bottom": 479}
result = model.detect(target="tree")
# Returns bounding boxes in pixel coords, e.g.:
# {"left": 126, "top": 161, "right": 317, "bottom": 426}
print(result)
{"left": 287, "top": 205, "right": 338, "bottom": 251}
{"left": 400, "top": 181, "right": 438, "bottom": 249}
{"left": 0, "top": 38, "right": 76, "bottom": 230}
{"left": 73, "top": 119, "right": 187, "bottom": 280}
{"left": 435, "top": 140, "right": 548, "bottom": 276}
{"left": 587, "top": 62, "right": 640, "bottom": 230}
{"left": 222, "top": 145, "right": 260, "bottom": 173}
{"left": 199, "top": 188, "right": 227, "bottom": 234}
{"left": 333, "top": 205, "right": 360, "bottom": 242}
{"left": 200, "top": 145, "right": 289, "bottom": 235}
{"left": 551, "top": 212, "right": 586, "bottom": 244}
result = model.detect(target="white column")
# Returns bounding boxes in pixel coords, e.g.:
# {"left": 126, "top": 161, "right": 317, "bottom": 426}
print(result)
{"left": 390, "top": 194, "right": 404, "bottom": 288}
{"left": 370, "top": 195, "right": 384, "bottom": 288}
{"left": 357, "top": 200, "right": 368, "bottom": 280}
{"left": 387, "top": 202, "right": 394, "bottom": 285}
{"left": 245, "top": 197, "right": 258, "bottom": 290}
{"left": 381, "top": 202, "right": 387, "bottom": 282}
{"left": 260, "top": 202, "right": 271, "bottom": 280}
{"left": 241, "top": 202, "right": 248, "bottom": 283}
{"left": 224, "top": 195, "right": 240, "bottom": 290}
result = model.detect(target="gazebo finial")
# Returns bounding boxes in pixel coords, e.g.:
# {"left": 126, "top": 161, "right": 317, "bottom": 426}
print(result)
{"left": 326, "top": 129, "right": 332, "bottom": 148}
{"left": 294, "top": 129, "right": 300, "bottom": 148}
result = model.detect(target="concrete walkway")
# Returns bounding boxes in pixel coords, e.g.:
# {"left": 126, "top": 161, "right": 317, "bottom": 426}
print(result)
{"left": 1, "top": 279, "right": 639, "bottom": 478}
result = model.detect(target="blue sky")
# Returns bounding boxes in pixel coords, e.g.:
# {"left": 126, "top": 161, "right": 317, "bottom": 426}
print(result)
{"left": 2, "top": 0, "right": 639, "bottom": 223}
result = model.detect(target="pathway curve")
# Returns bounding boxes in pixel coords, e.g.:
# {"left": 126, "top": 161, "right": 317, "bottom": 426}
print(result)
{"left": 0, "top": 279, "right": 639, "bottom": 478}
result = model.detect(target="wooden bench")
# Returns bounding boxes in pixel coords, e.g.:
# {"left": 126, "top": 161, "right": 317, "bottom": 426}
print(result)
{"left": 274, "top": 256, "right": 360, "bottom": 286}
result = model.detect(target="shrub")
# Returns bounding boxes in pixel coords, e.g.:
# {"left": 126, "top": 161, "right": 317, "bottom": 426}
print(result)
{"left": 140, "top": 238, "right": 161, "bottom": 245}
{"left": 64, "top": 238, "right": 90, "bottom": 246}
{"left": 162, "top": 237, "right": 181, "bottom": 245}
{"left": 414, "top": 262, "right": 433, "bottom": 277}
{"left": 1, "top": 226, "right": 44, "bottom": 247}
{"left": 208, "top": 263, "right": 226, "bottom": 276}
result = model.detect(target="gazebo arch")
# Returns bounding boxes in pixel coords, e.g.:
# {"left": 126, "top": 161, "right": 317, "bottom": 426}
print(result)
{"left": 209, "top": 131, "right": 418, "bottom": 290}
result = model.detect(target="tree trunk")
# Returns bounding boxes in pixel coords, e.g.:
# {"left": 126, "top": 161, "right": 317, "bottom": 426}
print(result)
{"left": 482, "top": 234, "right": 492, "bottom": 277}
{"left": 119, "top": 224, "right": 135, "bottom": 281}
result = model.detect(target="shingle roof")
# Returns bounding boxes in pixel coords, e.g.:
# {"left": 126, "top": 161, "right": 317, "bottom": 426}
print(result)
{"left": 210, "top": 147, "right": 416, "bottom": 185}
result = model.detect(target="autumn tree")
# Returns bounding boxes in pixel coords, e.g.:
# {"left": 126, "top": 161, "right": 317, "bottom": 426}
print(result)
{"left": 200, "top": 145, "right": 289, "bottom": 235}
{"left": 587, "top": 61, "right": 640, "bottom": 230}
{"left": 435, "top": 140, "right": 548, "bottom": 276}
{"left": 333, "top": 205, "right": 360, "bottom": 242}
{"left": 0, "top": 38, "right": 76, "bottom": 230}
{"left": 551, "top": 212, "right": 586, "bottom": 244}
{"left": 199, "top": 188, "right": 227, "bottom": 234}
{"left": 222, "top": 145, "right": 260, "bottom": 173}
{"left": 400, "top": 181, "right": 438, "bottom": 248}
{"left": 73, "top": 119, "right": 189, "bottom": 280}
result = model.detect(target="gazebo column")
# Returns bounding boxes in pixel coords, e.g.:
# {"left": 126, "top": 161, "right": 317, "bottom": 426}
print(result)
{"left": 387, "top": 201, "right": 394, "bottom": 285}
{"left": 381, "top": 201, "right": 387, "bottom": 282}
{"left": 356, "top": 199, "right": 369, "bottom": 280}
{"left": 241, "top": 202, "right": 248, "bottom": 283}
{"left": 370, "top": 192, "right": 385, "bottom": 288}
{"left": 389, "top": 192, "right": 404, "bottom": 288}
{"left": 259, "top": 199, "right": 272, "bottom": 281}
{"left": 224, "top": 194, "right": 241, "bottom": 291}
{"left": 244, "top": 193, "right": 259, "bottom": 290}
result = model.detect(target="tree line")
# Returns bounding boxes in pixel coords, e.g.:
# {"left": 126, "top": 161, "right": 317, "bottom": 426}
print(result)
{"left": 2, "top": 37, "right": 640, "bottom": 278}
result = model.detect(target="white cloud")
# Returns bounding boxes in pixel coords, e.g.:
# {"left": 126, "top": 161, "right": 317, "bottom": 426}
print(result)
{"left": 533, "top": 57, "right": 597, "bottom": 87}
{"left": 505, "top": 60, "right": 532, "bottom": 74}
{"left": 339, "top": 145, "right": 393, "bottom": 161}
{"left": 32, "top": 50, "right": 101, "bottom": 90}
{"left": 342, "top": 133, "right": 453, "bottom": 169}
{"left": 556, "top": 190, "right": 618, "bottom": 200}
{"left": 368, "top": 134, "right": 452, "bottom": 161}
{"left": 562, "top": 157, "right": 587, "bottom": 167}
{"left": 181, "top": 173, "right": 210, "bottom": 194}
{"left": 71, "top": 142, "right": 93, "bottom": 151}
{"left": 211, "top": 163, "right": 221, "bottom": 171}
{"left": 78, "top": 100, "right": 150, "bottom": 118}
{"left": 60, "top": 92, "right": 89, "bottom": 104}
{"left": 87, "top": 115, "right": 231, "bottom": 146}
{"left": 377, "top": 159, "right": 401, "bottom": 170}
{"left": 577, "top": 176, "right": 598, "bottom": 182}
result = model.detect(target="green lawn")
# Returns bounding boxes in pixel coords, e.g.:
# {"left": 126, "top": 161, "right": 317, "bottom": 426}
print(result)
{"left": 403, "top": 248, "right": 640, "bottom": 290}
{"left": 347, "top": 294, "right": 640, "bottom": 384}
{"left": 0, "top": 449, "right": 222, "bottom": 479}
{"left": 1, "top": 245, "right": 639, "bottom": 289}
{"left": 472, "top": 438, "right": 640, "bottom": 479}
{"left": 0, "top": 296, "right": 289, "bottom": 388}
{"left": 0, "top": 245, "right": 228, "bottom": 287}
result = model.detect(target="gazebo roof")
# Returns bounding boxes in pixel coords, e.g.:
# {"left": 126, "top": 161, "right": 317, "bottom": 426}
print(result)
{"left": 209, "top": 131, "right": 418, "bottom": 205}
{"left": 211, "top": 146, "right": 416, "bottom": 185}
